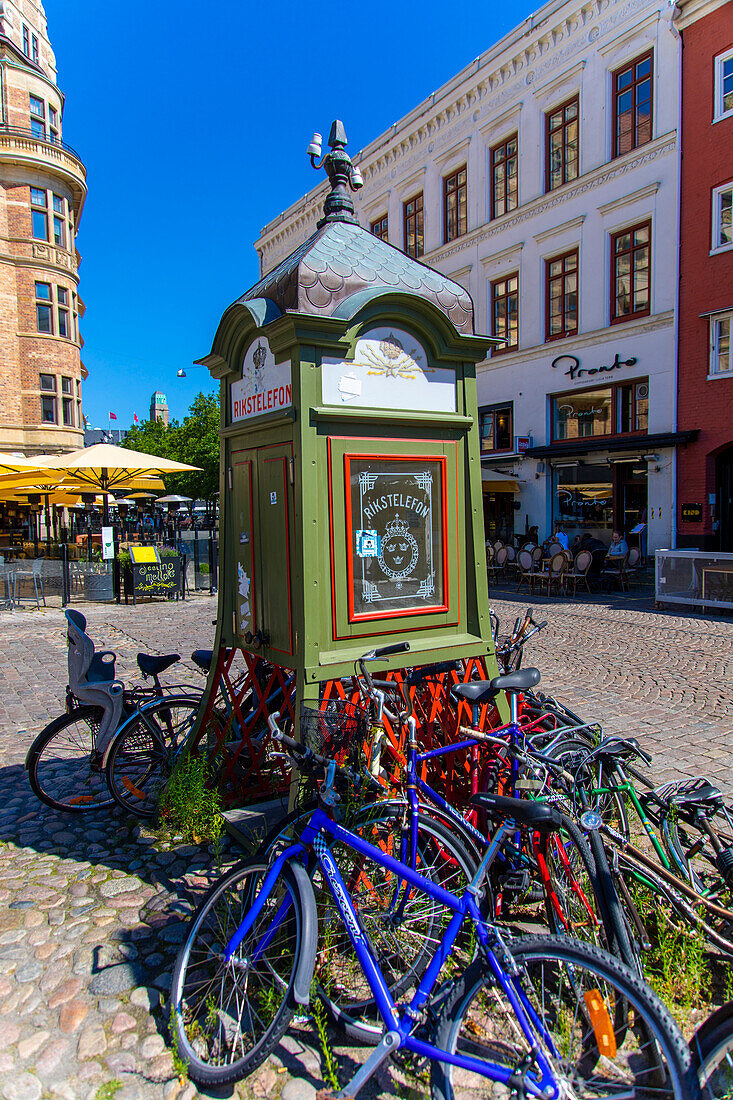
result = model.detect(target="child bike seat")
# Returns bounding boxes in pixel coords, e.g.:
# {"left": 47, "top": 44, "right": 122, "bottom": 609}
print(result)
{"left": 65, "top": 609, "right": 124, "bottom": 753}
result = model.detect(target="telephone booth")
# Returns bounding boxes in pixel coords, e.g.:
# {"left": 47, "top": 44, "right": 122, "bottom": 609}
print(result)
{"left": 195, "top": 123, "right": 502, "bottom": 801}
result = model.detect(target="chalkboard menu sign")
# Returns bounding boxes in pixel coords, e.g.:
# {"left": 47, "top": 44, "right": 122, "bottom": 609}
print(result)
{"left": 346, "top": 455, "right": 447, "bottom": 621}
{"left": 132, "top": 558, "right": 181, "bottom": 601}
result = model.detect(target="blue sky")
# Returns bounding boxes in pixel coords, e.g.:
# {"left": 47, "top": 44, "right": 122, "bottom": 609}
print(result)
{"left": 49, "top": 0, "right": 532, "bottom": 429}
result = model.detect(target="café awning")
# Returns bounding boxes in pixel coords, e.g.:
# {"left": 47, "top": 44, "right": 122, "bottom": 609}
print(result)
{"left": 482, "top": 470, "right": 521, "bottom": 493}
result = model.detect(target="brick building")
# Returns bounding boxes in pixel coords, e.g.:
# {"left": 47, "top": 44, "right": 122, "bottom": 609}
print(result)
{"left": 675, "top": 0, "right": 733, "bottom": 550}
{"left": 0, "top": 0, "right": 86, "bottom": 456}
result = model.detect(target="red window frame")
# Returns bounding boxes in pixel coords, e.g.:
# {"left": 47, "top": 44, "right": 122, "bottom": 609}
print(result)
{"left": 545, "top": 249, "right": 579, "bottom": 342}
{"left": 610, "top": 220, "right": 651, "bottom": 324}
{"left": 490, "top": 273, "right": 519, "bottom": 355}
{"left": 370, "top": 214, "right": 388, "bottom": 241}
{"left": 545, "top": 96, "right": 579, "bottom": 192}
{"left": 443, "top": 166, "right": 467, "bottom": 243}
{"left": 480, "top": 404, "right": 514, "bottom": 454}
{"left": 490, "top": 134, "right": 518, "bottom": 220}
{"left": 343, "top": 451, "right": 450, "bottom": 624}
{"left": 403, "top": 192, "right": 424, "bottom": 258}
{"left": 612, "top": 51, "right": 653, "bottom": 158}
{"left": 550, "top": 378, "right": 649, "bottom": 442}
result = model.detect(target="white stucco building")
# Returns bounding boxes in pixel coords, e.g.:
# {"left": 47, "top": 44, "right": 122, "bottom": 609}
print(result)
{"left": 256, "top": 0, "right": 690, "bottom": 553}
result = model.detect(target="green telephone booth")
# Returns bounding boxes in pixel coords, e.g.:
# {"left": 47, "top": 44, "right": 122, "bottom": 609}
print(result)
{"left": 198, "top": 122, "right": 500, "bottom": 715}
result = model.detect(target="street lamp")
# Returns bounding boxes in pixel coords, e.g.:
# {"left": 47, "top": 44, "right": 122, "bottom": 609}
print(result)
{"left": 307, "top": 120, "right": 363, "bottom": 228}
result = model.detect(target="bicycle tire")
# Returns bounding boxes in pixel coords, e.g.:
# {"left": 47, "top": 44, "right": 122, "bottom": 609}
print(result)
{"left": 169, "top": 858, "right": 316, "bottom": 1087}
{"left": 661, "top": 804, "right": 733, "bottom": 903}
{"left": 690, "top": 1000, "right": 733, "bottom": 1098}
{"left": 105, "top": 695, "right": 202, "bottom": 817}
{"left": 431, "top": 934, "right": 698, "bottom": 1100}
{"left": 27, "top": 706, "right": 114, "bottom": 812}
{"left": 585, "top": 825, "right": 641, "bottom": 974}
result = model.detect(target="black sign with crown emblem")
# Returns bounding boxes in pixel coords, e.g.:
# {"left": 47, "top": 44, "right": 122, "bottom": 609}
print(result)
{"left": 349, "top": 458, "right": 445, "bottom": 617}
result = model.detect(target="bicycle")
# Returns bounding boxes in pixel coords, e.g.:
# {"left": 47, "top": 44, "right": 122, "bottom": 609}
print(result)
{"left": 169, "top": 705, "right": 699, "bottom": 1096}
{"left": 25, "top": 609, "right": 204, "bottom": 813}
{"left": 690, "top": 1001, "right": 733, "bottom": 1098}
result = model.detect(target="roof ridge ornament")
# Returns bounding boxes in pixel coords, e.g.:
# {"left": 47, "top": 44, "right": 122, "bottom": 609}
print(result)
{"left": 307, "top": 120, "right": 364, "bottom": 228}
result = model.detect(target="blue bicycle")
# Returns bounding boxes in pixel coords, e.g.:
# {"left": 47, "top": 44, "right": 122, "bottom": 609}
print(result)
{"left": 169, "top": 707, "right": 698, "bottom": 1097}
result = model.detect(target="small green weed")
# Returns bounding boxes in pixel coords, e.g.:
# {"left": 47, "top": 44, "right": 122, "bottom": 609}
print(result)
{"left": 630, "top": 879, "right": 710, "bottom": 1017}
{"left": 94, "top": 1082, "right": 123, "bottom": 1100}
{"left": 158, "top": 751, "right": 223, "bottom": 846}
{"left": 312, "top": 992, "right": 339, "bottom": 1091}
{"left": 168, "top": 1009, "right": 190, "bottom": 1080}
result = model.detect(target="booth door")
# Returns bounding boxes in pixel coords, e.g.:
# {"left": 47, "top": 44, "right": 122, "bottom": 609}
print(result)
{"left": 231, "top": 442, "right": 294, "bottom": 661}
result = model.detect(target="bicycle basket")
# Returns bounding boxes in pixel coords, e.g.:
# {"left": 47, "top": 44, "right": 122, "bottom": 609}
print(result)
{"left": 300, "top": 699, "right": 369, "bottom": 762}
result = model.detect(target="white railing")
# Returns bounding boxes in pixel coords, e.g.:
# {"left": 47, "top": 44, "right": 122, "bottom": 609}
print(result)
{"left": 655, "top": 549, "right": 733, "bottom": 610}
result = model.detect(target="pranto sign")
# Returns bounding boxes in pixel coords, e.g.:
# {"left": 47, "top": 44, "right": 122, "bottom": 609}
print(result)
{"left": 231, "top": 337, "right": 292, "bottom": 422}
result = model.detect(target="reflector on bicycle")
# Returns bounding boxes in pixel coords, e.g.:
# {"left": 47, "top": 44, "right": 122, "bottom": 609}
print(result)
{"left": 584, "top": 988, "right": 617, "bottom": 1058}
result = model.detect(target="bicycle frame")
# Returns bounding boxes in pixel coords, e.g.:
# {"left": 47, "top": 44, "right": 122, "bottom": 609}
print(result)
{"left": 224, "top": 807, "right": 562, "bottom": 1099}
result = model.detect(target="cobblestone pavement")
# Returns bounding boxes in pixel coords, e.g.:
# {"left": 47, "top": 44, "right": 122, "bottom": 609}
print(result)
{"left": 0, "top": 589, "right": 731, "bottom": 1100}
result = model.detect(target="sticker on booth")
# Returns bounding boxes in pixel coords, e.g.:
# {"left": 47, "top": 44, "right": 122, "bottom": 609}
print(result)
{"left": 322, "top": 327, "right": 456, "bottom": 413}
{"left": 231, "top": 337, "right": 292, "bottom": 422}
{"left": 346, "top": 456, "right": 447, "bottom": 619}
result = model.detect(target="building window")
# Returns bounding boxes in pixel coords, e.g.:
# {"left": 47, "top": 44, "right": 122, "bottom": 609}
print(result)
{"left": 613, "top": 51, "right": 653, "bottom": 157}
{"left": 611, "top": 221, "right": 651, "bottom": 323}
{"left": 480, "top": 404, "right": 513, "bottom": 453}
{"left": 31, "top": 34, "right": 39, "bottom": 63}
{"left": 546, "top": 97, "right": 579, "bottom": 191}
{"left": 62, "top": 397, "right": 74, "bottom": 426}
{"left": 370, "top": 214, "right": 388, "bottom": 241}
{"left": 490, "top": 135, "right": 518, "bottom": 219}
{"left": 29, "top": 95, "right": 45, "bottom": 139}
{"left": 40, "top": 375, "right": 56, "bottom": 424}
{"left": 57, "top": 287, "right": 69, "bottom": 337}
{"left": 30, "top": 187, "right": 48, "bottom": 240}
{"left": 61, "top": 376, "right": 73, "bottom": 395}
{"left": 444, "top": 165, "right": 467, "bottom": 243}
{"left": 490, "top": 274, "right": 519, "bottom": 354}
{"left": 712, "top": 182, "right": 733, "bottom": 251}
{"left": 52, "top": 195, "right": 67, "bottom": 248}
{"left": 35, "top": 282, "right": 52, "bottom": 333}
{"left": 403, "top": 193, "right": 424, "bottom": 258}
{"left": 551, "top": 378, "right": 649, "bottom": 441}
{"left": 715, "top": 48, "right": 733, "bottom": 121}
{"left": 545, "top": 249, "right": 578, "bottom": 341}
{"left": 710, "top": 313, "right": 732, "bottom": 377}
{"left": 49, "top": 105, "right": 59, "bottom": 144}
{"left": 22, "top": 24, "right": 30, "bottom": 56}
{"left": 72, "top": 293, "right": 79, "bottom": 342}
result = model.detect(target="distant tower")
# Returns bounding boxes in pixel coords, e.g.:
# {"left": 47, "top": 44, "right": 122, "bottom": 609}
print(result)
{"left": 0, "top": 1, "right": 87, "bottom": 455}
{"left": 150, "top": 391, "right": 169, "bottom": 425}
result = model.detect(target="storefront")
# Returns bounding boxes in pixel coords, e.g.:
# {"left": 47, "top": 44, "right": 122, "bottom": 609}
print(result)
{"left": 481, "top": 470, "right": 520, "bottom": 542}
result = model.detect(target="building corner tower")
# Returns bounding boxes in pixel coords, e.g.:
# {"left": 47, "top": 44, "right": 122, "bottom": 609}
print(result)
{"left": 0, "top": 0, "right": 86, "bottom": 455}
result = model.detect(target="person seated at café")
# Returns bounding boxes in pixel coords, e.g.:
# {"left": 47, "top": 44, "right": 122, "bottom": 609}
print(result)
{"left": 521, "top": 525, "right": 539, "bottom": 547}
{"left": 579, "top": 531, "right": 607, "bottom": 574}
{"left": 551, "top": 523, "right": 569, "bottom": 551}
{"left": 606, "top": 530, "right": 629, "bottom": 558}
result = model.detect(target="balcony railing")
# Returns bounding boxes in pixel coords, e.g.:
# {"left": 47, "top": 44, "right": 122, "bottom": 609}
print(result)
{"left": 0, "top": 125, "right": 83, "bottom": 163}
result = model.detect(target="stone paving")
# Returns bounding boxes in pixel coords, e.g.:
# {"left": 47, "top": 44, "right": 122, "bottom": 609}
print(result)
{"left": 0, "top": 587, "right": 731, "bottom": 1099}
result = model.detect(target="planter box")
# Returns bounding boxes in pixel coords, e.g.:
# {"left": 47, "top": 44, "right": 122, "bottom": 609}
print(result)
{"left": 83, "top": 571, "right": 114, "bottom": 602}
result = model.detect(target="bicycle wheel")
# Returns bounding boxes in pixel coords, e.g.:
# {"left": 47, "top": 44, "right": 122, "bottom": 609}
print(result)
{"left": 691, "top": 1002, "right": 733, "bottom": 1098}
{"left": 661, "top": 803, "right": 733, "bottom": 902}
{"left": 432, "top": 934, "right": 697, "bottom": 1100}
{"left": 105, "top": 695, "right": 202, "bottom": 817}
{"left": 27, "top": 706, "right": 114, "bottom": 812}
{"left": 312, "top": 803, "right": 476, "bottom": 1043}
{"left": 170, "top": 858, "right": 316, "bottom": 1087}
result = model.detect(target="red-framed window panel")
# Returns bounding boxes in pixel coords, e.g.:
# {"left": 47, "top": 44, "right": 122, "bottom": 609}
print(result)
{"left": 490, "top": 135, "right": 518, "bottom": 219}
{"left": 480, "top": 404, "right": 514, "bottom": 453}
{"left": 613, "top": 51, "right": 653, "bottom": 158}
{"left": 545, "top": 249, "right": 578, "bottom": 342}
{"left": 551, "top": 378, "right": 649, "bottom": 442}
{"left": 370, "top": 214, "right": 389, "bottom": 241}
{"left": 444, "top": 165, "right": 467, "bottom": 243}
{"left": 545, "top": 96, "right": 580, "bottom": 192}
{"left": 490, "top": 273, "right": 519, "bottom": 354}
{"left": 610, "top": 221, "right": 651, "bottom": 324}
{"left": 403, "top": 192, "right": 424, "bottom": 258}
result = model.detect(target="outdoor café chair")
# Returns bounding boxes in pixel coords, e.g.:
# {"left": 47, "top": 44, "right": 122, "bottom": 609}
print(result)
{"left": 625, "top": 546, "right": 642, "bottom": 585}
{"left": 0, "top": 555, "right": 14, "bottom": 610}
{"left": 13, "top": 557, "right": 46, "bottom": 609}
{"left": 531, "top": 545, "right": 543, "bottom": 567}
{"left": 600, "top": 552, "right": 629, "bottom": 592}
{"left": 546, "top": 541, "right": 563, "bottom": 558}
{"left": 493, "top": 545, "right": 509, "bottom": 580}
{"left": 516, "top": 549, "right": 541, "bottom": 594}
{"left": 543, "top": 551, "right": 568, "bottom": 597}
{"left": 564, "top": 549, "right": 593, "bottom": 596}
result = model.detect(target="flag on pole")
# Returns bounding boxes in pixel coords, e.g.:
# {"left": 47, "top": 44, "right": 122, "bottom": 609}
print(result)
{"left": 82, "top": 414, "right": 90, "bottom": 428}
{"left": 109, "top": 411, "right": 117, "bottom": 421}
{"left": 133, "top": 413, "right": 139, "bottom": 423}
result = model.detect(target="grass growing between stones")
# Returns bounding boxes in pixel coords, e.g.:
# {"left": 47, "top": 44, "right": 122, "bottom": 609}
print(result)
{"left": 94, "top": 1082, "right": 123, "bottom": 1100}
{"left": 158, "top": 752, "right": 224, "bottom": 847}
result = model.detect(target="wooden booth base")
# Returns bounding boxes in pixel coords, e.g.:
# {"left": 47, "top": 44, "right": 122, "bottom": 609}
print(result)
{"left": 190, "top": 648, "right": 500, "bottom": 809}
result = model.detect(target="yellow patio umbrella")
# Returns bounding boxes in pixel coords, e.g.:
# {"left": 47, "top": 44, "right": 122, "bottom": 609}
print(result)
{"left": 35, "top": 444, "right": 199, "bottom": 523}
{"left": 0, "top": 452, "right": 61, "bottom": 477}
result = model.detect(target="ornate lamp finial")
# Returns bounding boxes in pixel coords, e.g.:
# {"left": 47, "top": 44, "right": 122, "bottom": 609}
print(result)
{"left": 307, "top": 119, "right": 363, "bottom": 228}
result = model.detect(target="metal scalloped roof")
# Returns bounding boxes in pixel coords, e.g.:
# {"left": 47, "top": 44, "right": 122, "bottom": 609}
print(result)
{"left": 239, "top": 220, "right": 474, "bottom": 335}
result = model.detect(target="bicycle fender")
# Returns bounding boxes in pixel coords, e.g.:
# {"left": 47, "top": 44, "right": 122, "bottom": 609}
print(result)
{"left": 289, "top": 860, "right": 318, "bottom": 1005}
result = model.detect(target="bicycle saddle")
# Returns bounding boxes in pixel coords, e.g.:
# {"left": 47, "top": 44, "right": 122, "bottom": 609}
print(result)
{"left": 191, "top": 649, "right": 232, "bottom": 673}
{"left": 452, "top": 667, "right": 541, "bottom": 705}
{"left": 593, "top": 737, "right": 643, "bottom": 762}
{"left": 471, "top": 792, "right": 563, "bottom": 832}
{"left": 669, "top": 781, "right": 723, "bottom": 808}
{"left": 137, "top": 653, "right": 180, "bottom": 678}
